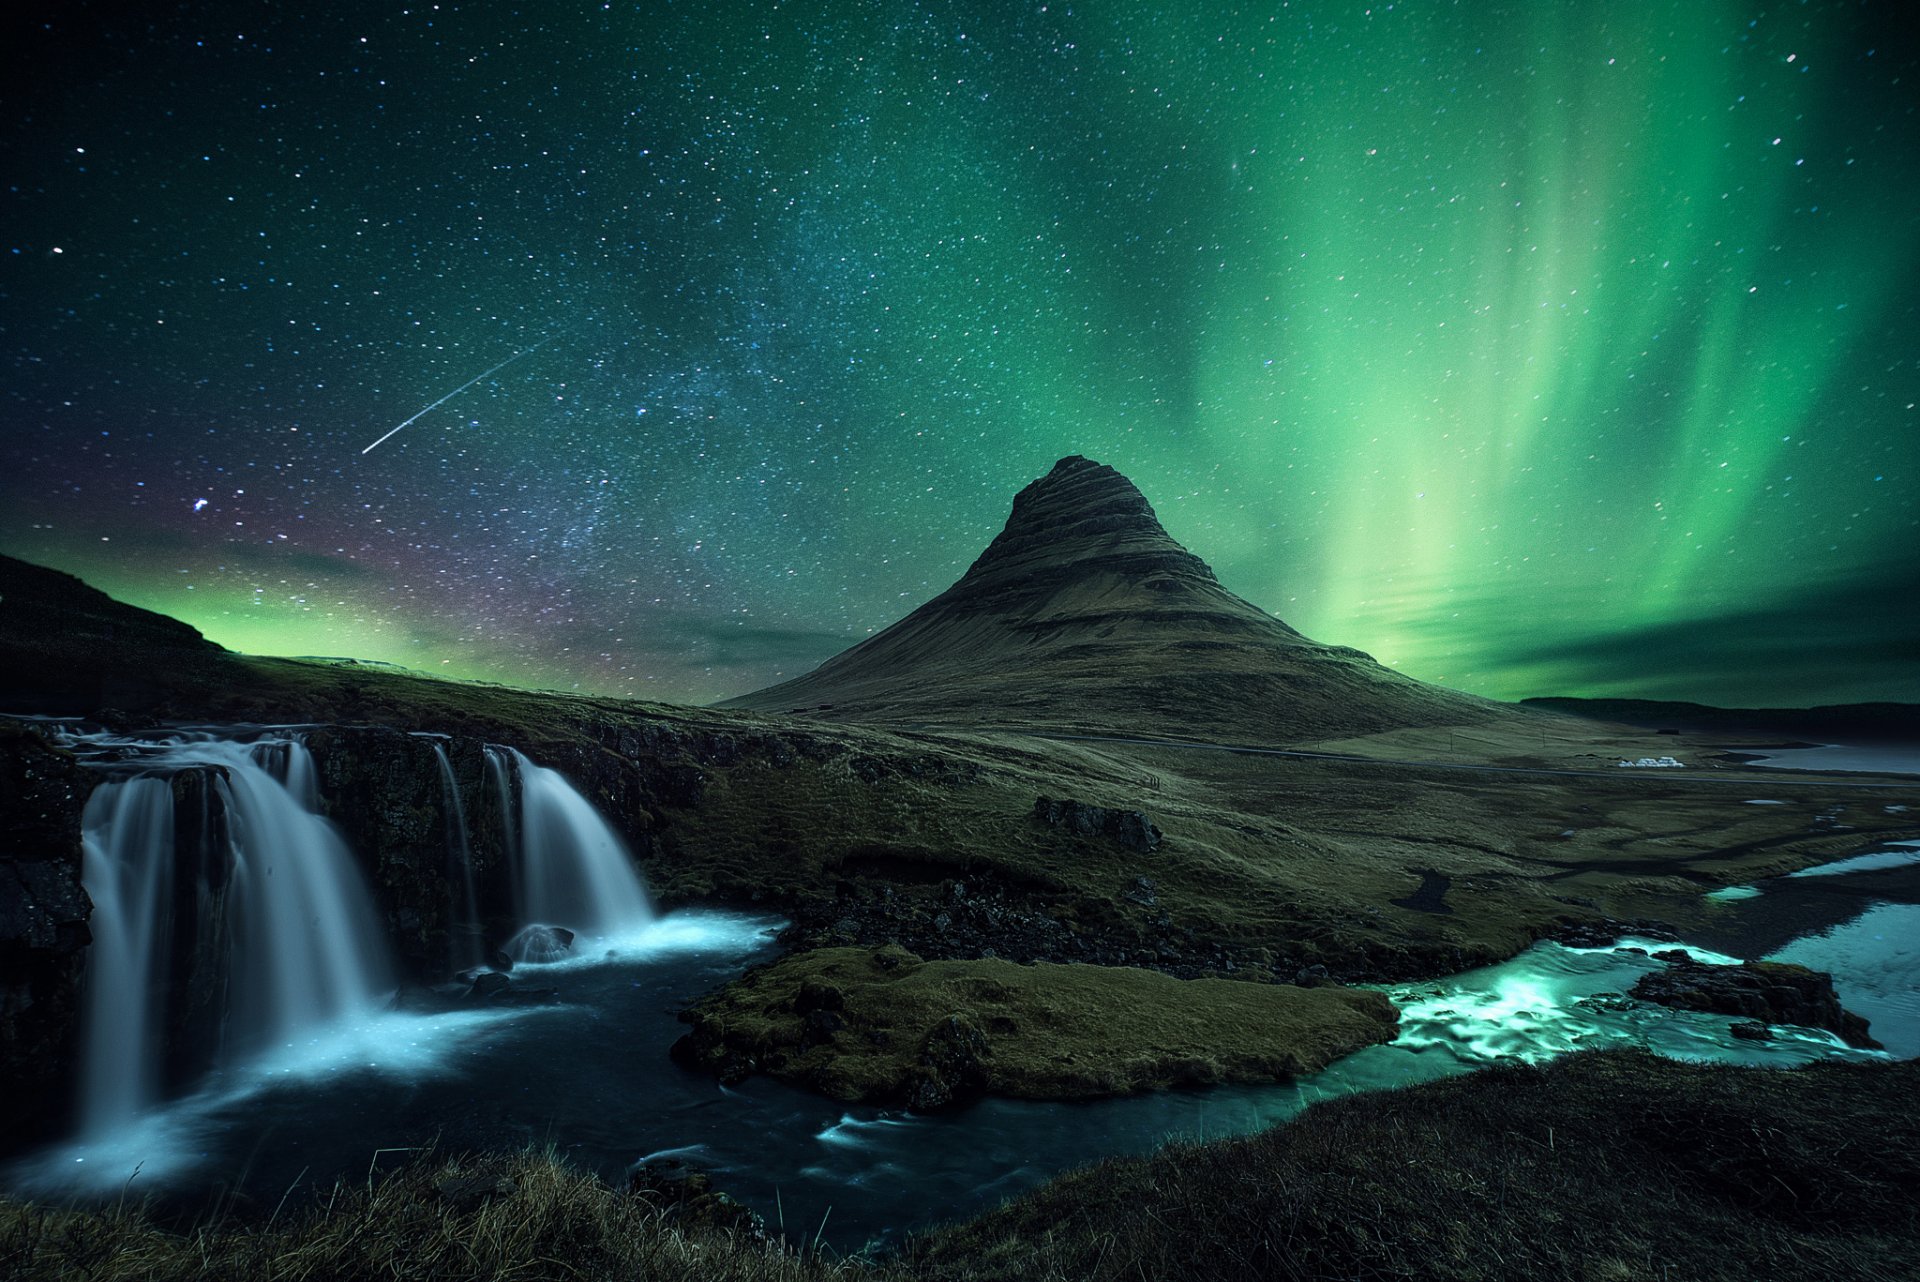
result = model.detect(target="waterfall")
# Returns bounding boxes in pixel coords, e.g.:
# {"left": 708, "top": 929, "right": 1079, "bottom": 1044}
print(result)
{"left": 221, "top": 741, "right": 391, "bottom": 1054}
{"left": 486, "top": 746, "right": 521, "bottom": 897}
{"left": 432, "top": 744, "right": 483, "bottom": 971}
{"left": 70, "top": 734, "right": 393, "bottom": 1131}
{"left": 77, "top": 776, "right": 177, "bottom": 1138}
{"left": 491, "top": 748, "right": 655, "bottom": 959}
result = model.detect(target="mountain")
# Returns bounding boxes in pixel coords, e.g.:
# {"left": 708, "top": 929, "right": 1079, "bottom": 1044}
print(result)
{"left": 721, "top": 456, "right": 1508, "bottom": 741}
{"left": 0, "top": 554, "right": 227, "bottom": 713}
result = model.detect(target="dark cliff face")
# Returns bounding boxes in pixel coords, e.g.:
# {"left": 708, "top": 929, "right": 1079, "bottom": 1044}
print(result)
{"left": 0, "top": 724, "right": 95, "bottom": 1143}
{"left": 722, "top": 456, "right": 1502, "bottom": 742}
{"left": 300, "top": 719, "right": 834, "bottom": 975}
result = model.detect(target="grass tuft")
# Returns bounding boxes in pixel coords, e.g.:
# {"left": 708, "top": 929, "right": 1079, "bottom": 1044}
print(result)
{"left": 0, "top": 1147, "right": 881, "bottom": 1282}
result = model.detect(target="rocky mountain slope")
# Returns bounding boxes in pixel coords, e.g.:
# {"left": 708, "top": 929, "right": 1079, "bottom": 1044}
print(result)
{"left": 722, "top": 456, "right": 1509, "bottom": 741}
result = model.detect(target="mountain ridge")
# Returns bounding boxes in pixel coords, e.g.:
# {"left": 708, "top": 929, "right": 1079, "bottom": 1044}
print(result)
{"left": 722, "top": 456, "right": 1508, "bottom": 741}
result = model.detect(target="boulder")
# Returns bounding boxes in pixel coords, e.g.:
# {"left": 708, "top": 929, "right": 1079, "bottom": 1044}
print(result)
{"left": 1631, "top": 956, "right": 1880, "bottom": 1049}
{"left": 505, "top": 924, "right": 575, "bottom": 964}
{"left": 906, "top": 1014, "right": 992, "bottom": 1109}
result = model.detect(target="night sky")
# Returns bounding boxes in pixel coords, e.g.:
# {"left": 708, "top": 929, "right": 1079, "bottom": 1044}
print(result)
{"left": 4, "top": 1, "right": 1915, "bottom": 708}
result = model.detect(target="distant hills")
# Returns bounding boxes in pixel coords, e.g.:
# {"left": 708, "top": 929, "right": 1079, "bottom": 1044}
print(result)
{"left": 1523, "top": 697, "right": 1918, "bottom": 742}
{"left": 722, "top": 455, "right": 1509, "bottom": 742}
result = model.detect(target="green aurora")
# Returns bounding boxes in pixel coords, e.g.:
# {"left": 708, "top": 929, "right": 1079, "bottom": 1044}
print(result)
{"left": 2, "top": 0, "right": 1914, "bottom": 706}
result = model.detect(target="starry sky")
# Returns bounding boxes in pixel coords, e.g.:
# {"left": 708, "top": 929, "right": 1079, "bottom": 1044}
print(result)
{"left": 3, "top": 0, "right": 1916, "bottom": 708}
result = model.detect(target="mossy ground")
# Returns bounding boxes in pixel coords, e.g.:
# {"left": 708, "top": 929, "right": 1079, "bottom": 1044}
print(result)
{"left": 675, "top": 946, "right": 1398, "bottom": 1104}
{"left": 0, "top": 1148, "right": 868, "bottom": 1282}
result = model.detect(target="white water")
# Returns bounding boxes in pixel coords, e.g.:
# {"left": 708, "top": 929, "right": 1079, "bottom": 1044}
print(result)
{"left": 497, "top": 748, "right": 656, "bottom": 957}
{"left": 14, "top": 1005, "right": 532, "bottom": 1194}
{"left": 77, "top": 777, "right": 176, "bottom": 1137}
{"left": 485, "top": 745, "right": 520, "bottom": 908}
{"left": 23, "top": 723, "right": 1915, "bottom": 1233}
{"left": 10, "top": 911, "right": 779, "bottom": 1196}
{"left": 220, "top": 741, "right": 392, "bottom": 1054}
{"left": 64, "top": 732, "right": 395, "bottom": 1138}
{"left": 431, "top": 744, "right": 483, "bottom": 970}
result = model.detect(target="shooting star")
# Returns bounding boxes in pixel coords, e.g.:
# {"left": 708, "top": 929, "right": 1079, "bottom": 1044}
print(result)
{"left": 360, "top": 334, "right": 558, "bottom": 455}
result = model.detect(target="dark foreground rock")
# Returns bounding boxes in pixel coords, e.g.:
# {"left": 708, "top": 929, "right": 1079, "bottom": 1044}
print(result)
{"left": 1631, "top": 953, "right": 1881, "bottom": 1049}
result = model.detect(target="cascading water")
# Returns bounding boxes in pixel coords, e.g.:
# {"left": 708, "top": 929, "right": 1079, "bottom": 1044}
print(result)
{"left": 220, "top": 740, "right": 391, "bottom": 1054}
{"left": 431, "top": 743, "right": 484, "bottom": 971}
{"left": 67, "top": 732, "right": 393, "bottom": 1132}
{"left": 77, "top": 776, "right": 177, "bottom": 1138}
{"left": 487, "top": 747, "right": 656, "bottom": 959}
{"left": 485, "top": 745, "right": 521, "bottom": 894}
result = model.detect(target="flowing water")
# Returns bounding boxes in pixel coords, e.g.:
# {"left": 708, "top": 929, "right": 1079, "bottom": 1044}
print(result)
{"left": 9, "top": 726, "right": 1919, "bottom": 1252}
{"left": 1692, "top": 748, "right": 1920, "bottom": 1057}
{"left": 490, "top": 747, "right": 657, "bottom": 959}
{"left": 65, "top": 734, "right": 392, "bottom": 1134}
{"left": 429, "top": 741, "right": 484, "bottom": 971}
{"left": 1689, "top": 838, "right": 1920, "bottom": 1059}
{"left": 76, "top": 776, "right": 176, "bottom": 1137}
{"left": 216, "top": 740, "right": 392, "bottom": 1057}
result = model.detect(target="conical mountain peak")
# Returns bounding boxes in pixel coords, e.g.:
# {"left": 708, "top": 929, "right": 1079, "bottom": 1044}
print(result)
{"left": 722, "top": 457, "right": 1503, "bottom": 740}
{"left": 953, "top": 456, "right": 1217, "bottom": 599}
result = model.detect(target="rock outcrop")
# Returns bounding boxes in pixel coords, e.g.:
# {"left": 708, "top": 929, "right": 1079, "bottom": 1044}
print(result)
{"left": 1033, "top": 796, "right": 1162, "bottom": 850}
{"left": 1631, "top": 953, "right": 1881, "bottom": 1049}
{"left": 671, "top": 945, "right": 1401, "bottom": 1107}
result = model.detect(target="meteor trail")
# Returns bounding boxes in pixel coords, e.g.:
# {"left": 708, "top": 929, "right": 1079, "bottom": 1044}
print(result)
{"left": 360, "top": 334, "right": 558, "bottom": 455}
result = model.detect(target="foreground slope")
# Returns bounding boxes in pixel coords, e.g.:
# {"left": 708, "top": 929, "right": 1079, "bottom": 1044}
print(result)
{"left": 723, "top": 456, "right": 1509, "bottom": 741}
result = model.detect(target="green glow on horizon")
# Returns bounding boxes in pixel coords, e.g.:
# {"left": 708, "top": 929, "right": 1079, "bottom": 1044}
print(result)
{"left": 95, "top": 575, "right": 561, "bottom": 690}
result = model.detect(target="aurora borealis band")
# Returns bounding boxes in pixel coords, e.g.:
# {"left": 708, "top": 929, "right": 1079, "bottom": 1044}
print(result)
{"left": 3, "top": 1, "right": 1915, "bottom": 707}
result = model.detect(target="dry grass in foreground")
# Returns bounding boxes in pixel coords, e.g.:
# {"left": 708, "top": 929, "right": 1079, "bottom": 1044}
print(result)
{"left": 0, "top": 1148, "right": 882, "bottom": 1282}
